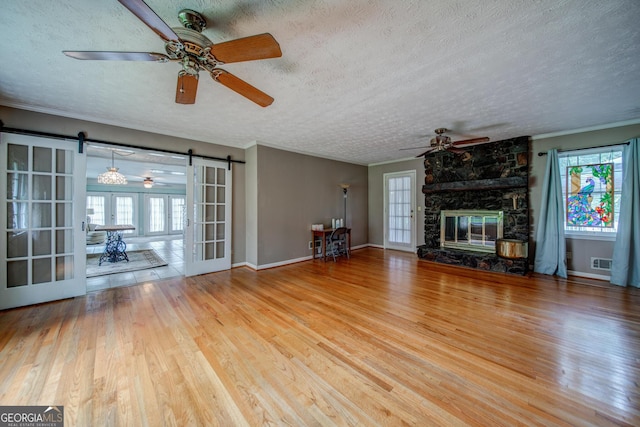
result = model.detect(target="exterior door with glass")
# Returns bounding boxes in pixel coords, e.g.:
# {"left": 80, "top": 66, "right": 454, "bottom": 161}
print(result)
{"left": 86, "top": 192, "right": 137, "bottom": 235}
{"left": 1, "top": 133, "right": 86, "bottom": 310}
{"left": 384, "top": 171, "right": 416, "bottom": 252}
{"left": 185, "top": 158, "right": 231, "bottom": 276}
{"left": 145, "top": 194, "right": 168, "bottom": 236}
{"left": 169, "top": 195, "right": 186, "bottom": 235}
{"left": 112, "top": 194, "right": 136, "bottom": 235}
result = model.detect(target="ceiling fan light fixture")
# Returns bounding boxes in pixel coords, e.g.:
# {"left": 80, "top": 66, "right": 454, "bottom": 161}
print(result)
{"left": 97, "top": 152, "right": 127, "bottom": 185}
{"left": 143, "top": 177, "right": 154, "bottom": 188}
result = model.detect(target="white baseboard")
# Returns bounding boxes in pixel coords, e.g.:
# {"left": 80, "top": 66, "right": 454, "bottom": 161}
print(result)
{"left": 232, "top": 262, "right": 250, "bottom": 269}
{"left": 567, "top": 270, "right": 611, "bottom": 281}
{"left": 351, "top": 244, "right": 371, "bottom": 250}
{"left": 243, "top": 244, "right": 376, "bottom": 271}
{"left": 255, "top": 255, "right": 314, "bottom": 270}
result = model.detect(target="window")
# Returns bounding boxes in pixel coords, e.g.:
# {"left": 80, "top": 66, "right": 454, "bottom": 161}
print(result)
{"left": 86, "top": 195, "right": 106, "bottom": 225}
{"left": 147, "top": 196, "right": 166, "bottom": 234}
{"left": 114, "top": 196, "right": 133, "bottom": 225}
{"left": 170, "top": 196, "right": 186, "bottom": 233}
{"left": 558, "top": 145, "right": 624, "bottom": 238}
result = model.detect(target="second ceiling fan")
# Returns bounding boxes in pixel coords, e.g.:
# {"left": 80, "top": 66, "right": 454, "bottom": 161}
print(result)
{"left": 403, "top": 128, "right": 490, "bottom": 157}
{"left": 63, "top": 0, "right": 282, "bottom": 107}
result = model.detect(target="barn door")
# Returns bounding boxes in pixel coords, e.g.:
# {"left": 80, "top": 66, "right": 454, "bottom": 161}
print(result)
{"left": 1, "top": 133, "right": 86, "bottom": 309}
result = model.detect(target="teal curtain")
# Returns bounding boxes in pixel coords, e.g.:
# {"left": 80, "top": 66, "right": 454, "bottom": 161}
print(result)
{"left": 611, "top": 138, "right": 640, "bottom": 287}
{"left": 534, "top": 149, "right": 567, "bottom": 278}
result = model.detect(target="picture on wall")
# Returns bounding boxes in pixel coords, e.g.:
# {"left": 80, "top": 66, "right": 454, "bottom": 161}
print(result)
{"left": 566, "top": 163, "right": 614, "bottom": 227}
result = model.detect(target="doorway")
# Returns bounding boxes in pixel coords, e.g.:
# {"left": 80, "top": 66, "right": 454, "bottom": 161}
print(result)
{"left": 85, "top": 144, "right": 233, "bottom": 290}
{"left": 383, "top": 170, "right": 416, "bottom": 252}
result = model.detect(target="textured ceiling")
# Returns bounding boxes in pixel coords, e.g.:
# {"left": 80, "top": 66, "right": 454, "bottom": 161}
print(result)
{"left": 1, "top": 0, "right": 639, "bottom": 165}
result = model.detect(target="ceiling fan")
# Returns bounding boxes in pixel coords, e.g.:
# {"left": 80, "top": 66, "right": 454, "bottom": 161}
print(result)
{"left": 63, "top": 0, "right": 282, "bottom": 107}
{"left": 402, "top": 128, "right": 490, "bottom": 157}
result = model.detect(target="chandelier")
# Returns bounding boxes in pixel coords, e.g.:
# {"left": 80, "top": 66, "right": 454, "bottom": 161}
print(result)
{"left": 143, "top": 177, "right": 154, "bottom": 188}
{"left": 97, "top": 151, "right": 127, "bottom": 185}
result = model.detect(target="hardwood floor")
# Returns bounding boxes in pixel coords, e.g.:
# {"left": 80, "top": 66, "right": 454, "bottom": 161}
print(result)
{"left": 1, "top": 248, "right": 639, "bottom": 426}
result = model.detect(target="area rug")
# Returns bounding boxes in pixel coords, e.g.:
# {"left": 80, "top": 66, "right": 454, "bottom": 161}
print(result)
{"left": 86, "top": 249, "right": 167, "bottom": 277}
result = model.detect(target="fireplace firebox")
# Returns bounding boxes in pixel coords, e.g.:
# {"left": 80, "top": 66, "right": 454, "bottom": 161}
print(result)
{"left": 440, "top": 210, "right": 503, "bottom": 253}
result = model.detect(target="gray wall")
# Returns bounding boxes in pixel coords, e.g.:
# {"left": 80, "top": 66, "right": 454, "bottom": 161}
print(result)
{"left": 367, "top": 157, "right": 426, "bottom": 248}
{"left": 529, "top": 122, "right": 640, "bottom": 276}
{"left": 245, "top": 145, "right": 258, "bottom": 267}
{"left": 254, "top": 145, "right": 368, "bottom": 266}
{"left": 1, "top": 106, "right": 247, "bottom": 263}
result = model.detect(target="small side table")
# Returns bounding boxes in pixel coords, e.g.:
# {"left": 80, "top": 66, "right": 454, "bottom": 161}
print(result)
{"left": 311, "top": 228, "right": 351, "bottom": 261}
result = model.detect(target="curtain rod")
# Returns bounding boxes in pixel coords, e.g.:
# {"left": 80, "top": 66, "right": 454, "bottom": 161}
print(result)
{"left": 0, "top": 120, "right": 245, "bottom": 167}
{"left": 537, "top": 140, "right": 629, "bottom": 156}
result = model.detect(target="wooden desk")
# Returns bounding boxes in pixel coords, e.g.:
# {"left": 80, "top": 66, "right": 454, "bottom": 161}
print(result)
{"left": 95, "top": 224, "right": 136, "bottom": 265}
{"left": 311, "top": 228, "right": 351, "bottom": 261}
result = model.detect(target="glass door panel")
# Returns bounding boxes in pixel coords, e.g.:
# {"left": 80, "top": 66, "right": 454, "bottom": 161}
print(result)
{"left": 384, "top": 171, "right": 416, "bottom": 252}
{"left": 1, "top": 133, "right": 86, "bottom": 310}
{"left": 113, "top": 194, "right": 136, "bottom": 235}
{"left": 86, "top": 195, "right": 106, "bottom": 225}
{"left": 86, "top": 192, "right": 137, "bottom": 235}
{"left": 146, "top": 195, "right": 167, "bottom": 235}
{"left": 185, "top": 159, "right": 231, "bottom": 276}
{"left": 169, "top": 195, "right": 186, "bottom": 234}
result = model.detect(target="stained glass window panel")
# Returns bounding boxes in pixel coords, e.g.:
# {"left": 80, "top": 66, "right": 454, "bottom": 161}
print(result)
{"left": 566, "top": 163, "right": 614, "bottom": 228}
{"left": 558, "top": 145, "right": 623, "bottom": 236}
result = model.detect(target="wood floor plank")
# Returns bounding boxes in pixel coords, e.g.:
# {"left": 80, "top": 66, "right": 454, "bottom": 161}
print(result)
{"left": 1, "top": 248, "right": 639, "bottom": 426}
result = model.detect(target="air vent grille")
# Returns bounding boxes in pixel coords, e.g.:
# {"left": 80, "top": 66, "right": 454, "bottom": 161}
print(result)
{"left": 591, "top": 257, "right": 612, "bottom": 271}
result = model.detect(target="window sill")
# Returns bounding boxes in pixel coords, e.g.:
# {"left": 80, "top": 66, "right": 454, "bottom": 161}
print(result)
{"left": 565, "top": 233, "right": 617, "bottom": 242}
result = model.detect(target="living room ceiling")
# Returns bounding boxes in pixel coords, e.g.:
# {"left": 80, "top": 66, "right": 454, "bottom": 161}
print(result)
{"left": 1, "top": 0, "right": 639, "bottom": 165}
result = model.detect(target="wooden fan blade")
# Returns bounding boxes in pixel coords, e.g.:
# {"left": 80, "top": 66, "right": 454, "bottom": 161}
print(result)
{"left": 451, "top": 137, "right": 490, "bottom": 147}
{"left": 176, "top": 73, "right": 198, "bottom": 104}
{"left": 416, "top": 147, "right": 438, "bottom": 157}
{"left": 63, "top": 51, "right": 169, "bottom": 61}
{"left": 118, "top": 0, "right": 179, "bottom": 41}
{"left": 399, "top": 146, "right": 429, "bottom": 151}
{"left": 210, "top": 33, "right": 282, "bottom": 64}
{"left": 212, "top": 70, "right": 274, "bottom": 107}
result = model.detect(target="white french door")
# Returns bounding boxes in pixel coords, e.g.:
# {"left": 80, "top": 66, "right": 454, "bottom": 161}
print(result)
{"left": 112, "top": 194, "right": 136, "bottom": 234}
{"left": 169, "top": 195, "right": 186, "bottom": 235}
{"left": 185, "top": 158, "right": 231, "bottom": 276}
{"left": 86, "top": 192, "right": 137, "bottom": 235}
{"left": 145, "top": 194, "right": 168, "bottom": 235}
{"left": 1, "top": 133, "right": 86, "bottom": 310}
{"left": 144, "top": 194, "right": 186, "bottom": 236}
{"left": 384, "top": 170, "right": 416, "bottom": 252}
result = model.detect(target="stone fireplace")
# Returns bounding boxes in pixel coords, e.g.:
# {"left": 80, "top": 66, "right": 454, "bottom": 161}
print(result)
{"left": 417, "top": 136, "right": 529, "bottom": 275}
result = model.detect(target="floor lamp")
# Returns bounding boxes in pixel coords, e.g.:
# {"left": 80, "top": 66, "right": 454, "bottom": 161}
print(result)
{"left": 340, "top": 183, "right": 350, "bottom": 226}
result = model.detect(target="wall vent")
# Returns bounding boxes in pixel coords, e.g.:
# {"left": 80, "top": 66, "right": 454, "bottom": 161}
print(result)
{"left": 591, "top": 257, "right": 612, "bottom": 271}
